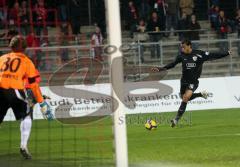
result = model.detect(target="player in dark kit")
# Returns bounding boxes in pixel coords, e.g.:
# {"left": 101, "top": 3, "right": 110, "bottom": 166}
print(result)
{"left": 152, "top": 40, "right": 231, "bottom": 127}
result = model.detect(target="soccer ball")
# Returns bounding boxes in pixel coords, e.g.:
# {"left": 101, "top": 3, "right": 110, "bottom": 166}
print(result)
{"left": 145, "top": 119, "right": 157, "bottom": 130}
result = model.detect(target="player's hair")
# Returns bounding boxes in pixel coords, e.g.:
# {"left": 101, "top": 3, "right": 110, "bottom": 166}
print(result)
{"left": 9, "top": 35, "right": 27, "bottom": 51}
{"left": 181, "top": 39, "right": 192, "bottom": 46}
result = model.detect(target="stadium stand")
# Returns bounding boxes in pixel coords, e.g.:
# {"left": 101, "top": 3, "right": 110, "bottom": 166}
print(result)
{"left": 25, "top": 21, "right": 239, "bottom": 86}
{"left": 0, "top": 0, "right": 239, "bottom": 86}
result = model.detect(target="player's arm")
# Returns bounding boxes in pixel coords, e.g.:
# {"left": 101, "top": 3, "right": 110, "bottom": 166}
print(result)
{"left": 28, "top": 78, "right": 44, "bottom": 103}
{"left": 202, "top": 50, "right": 231, "bottom": 61}
{"left": 26, "top": 61, "right": 53, "bottom": 120}
{"left": 152, "top": 55, "right": 181, "bottom": 72}
{"left": 25, "top": 62, "right": 44, "bottom": 103}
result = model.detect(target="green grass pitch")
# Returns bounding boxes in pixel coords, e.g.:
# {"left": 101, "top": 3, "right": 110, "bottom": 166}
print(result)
{"left": 0, "top": 108, "right": 240, "bottom": 167}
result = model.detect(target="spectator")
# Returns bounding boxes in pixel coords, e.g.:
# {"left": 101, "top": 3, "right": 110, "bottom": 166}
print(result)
{"left": 56, "top": 25, "right": 75, "bottom": 65}
{"left": 127, "top": 1, "right": 138, "bottom": 38}
{"left": 209, "top": 5, "right": 220, "bottom": 30}
{"left": 5, "top": 29, "right": 19, "bottom": 42}
{"left": 94, "top": 0, "right": 106, "bottom": 38}
{"left": 134, "top": 19, "right": 148, "bottom": 63}
{"left": 179, "top": 0, "right": 194, "bottom": 19}
{"left": 136, "top": 19, "right": 147, "bottom": 33}
{"left": 59, "top": 22, "right": 70, "bottom": 36}
{"left": 165, "top": 0, "right": 179, "bottom": 36}
{"left": 0, "top": 0, "right": 8, "bottom": 29}
{"left": 0, "top": 29, "right": 18, "bottom": 55}
{"left": 57, "top": 32, "right": 69, "bottom": 64}
{"left": 235, "top": 9, "right": 240, "bottom": 56}
{"left": 216, "top": 10, "right": 229, "bottom": 52}
{"left": 137, "top": 0, "right": 150, "bottom": 20}
{"left": 177, "top": 12, "right": 189, "bottom": 41}
{"left": 211, "top": 0, "right": 219, "bottom": 6}
{"left": 147, "top": 11, "right": 163, "bottom": 58}
{"left": 148, "top": 0, "right": 155, "bottom": 9}
{"left": 188, "top": 14, "right": 201, "bottom": 49}
{"left": 68, "top": 0, "right": 81, "bottom": 35}
{"left": 0, "top": 0, "right": 5, "bottom": 9}
{"left": 153, "top": 0, "right": 167, "bottom": 31}
{"left": 26, "top": 32, "right": 42, "bottom": 69}
{"left": 8, "top": 1, "right": 21, "bottom": 29}
{"left": 19, "top": 0, "right": 29, "bottom": 36}
{"left": 34, "top": 0, "right": 48, "bottom": 44}
{"left": 91, "top": 26, "right": 104, "bottom": 61}
{"left": 57, "top": 0, "right": 67, "bottom": 23}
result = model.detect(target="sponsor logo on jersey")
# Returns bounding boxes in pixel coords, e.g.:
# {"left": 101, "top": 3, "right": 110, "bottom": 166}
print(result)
{"left": 186, "top": 63, "right": 196, "bottom": 68}
{"left": 193, "top": 56, "right": 198, "bottom": 61}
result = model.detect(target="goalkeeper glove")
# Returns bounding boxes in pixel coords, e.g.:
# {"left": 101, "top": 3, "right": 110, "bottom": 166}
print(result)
{"left": 43, "top": 95, "right": 51, "bottom": 100}
{"left": 39, "top": 101, "right": 54, "bottom": 120}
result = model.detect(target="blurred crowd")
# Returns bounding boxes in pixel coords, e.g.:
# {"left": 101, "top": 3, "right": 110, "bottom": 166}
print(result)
{"left": 0, "top": 0, "right": 85, "bottom": 39}
{"left": 123, "top": 0, "right": 240, "bottom": 59}
{"left": 0, "top": 0, "right": 84, "bottom": 69}
{"left": 1, "top": 0, "right": 240, "bottom": 66}
{"left": 125, "top": 0, "right": 198, "bottom": 40}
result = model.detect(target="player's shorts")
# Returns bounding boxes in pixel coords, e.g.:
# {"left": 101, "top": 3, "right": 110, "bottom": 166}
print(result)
{"left": 0, "top": 88, "right": 30, "bottom": 123}
{"left": 180, "top": 80, "right": 199, "bottom": 96}
{"left": 25, "top": 89, "right": 36, "bottom": 119}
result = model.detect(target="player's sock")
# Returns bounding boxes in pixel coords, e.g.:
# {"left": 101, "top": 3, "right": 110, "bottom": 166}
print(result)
{"left": 189, "top": 93, "right": 202, "bottom": 101}
{"left": 175, "top": 101, "right": 187, "bottom": 121}
{"left": 20, "top": 115, "right": 32, "bottom": 149}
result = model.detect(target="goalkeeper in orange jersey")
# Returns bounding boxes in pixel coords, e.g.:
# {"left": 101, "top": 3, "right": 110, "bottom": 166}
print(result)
{"left": 0, "top": 35, "right": 53, "bottom": 159}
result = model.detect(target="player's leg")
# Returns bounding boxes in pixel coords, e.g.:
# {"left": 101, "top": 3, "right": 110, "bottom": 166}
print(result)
{"left": 9, "top": 89, "right": 32, "bottom": 159}
{"left": 189, "top": 92, "right": 202, "bottom": 101}
{"left": 175, "top": 89, "right": 193, "bottom": 121}
{"left": 188, "top": 83, "right": 209, "bottom": 101}
{"left": 21, "top": 89, "right": 36, "bottom": 149}
{"left": 19, "top": 115, "right": 32, "bottom": 159}
{"left": 0, "top": 105, "right": 10, "bottom": 124}
{"left": 171, "top": 82, "right": 193, "bottom": 127}
{"left": 0, "top": 88, "right": 10, "bottom": 124}
{"left": 189, "top": 91, "right": 209, "bottom": 100}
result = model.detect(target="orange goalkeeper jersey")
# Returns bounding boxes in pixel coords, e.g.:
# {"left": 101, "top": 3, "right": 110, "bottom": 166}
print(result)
{"left": 0, "top": 52, "right": 43, "bottom": 102}
{"left": 24, "top": 69, "right": 41, "bottom": 89}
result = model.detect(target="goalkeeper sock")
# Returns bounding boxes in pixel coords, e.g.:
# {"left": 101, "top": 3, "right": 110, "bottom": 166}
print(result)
{"left": 189, "top": 93, "right": 202, "bottom": 101}
{"left": 20, "top": 115, "right": 32, "bottom": 149}
{"left": 175, "top": 101, "right": 187, "bottom": 121}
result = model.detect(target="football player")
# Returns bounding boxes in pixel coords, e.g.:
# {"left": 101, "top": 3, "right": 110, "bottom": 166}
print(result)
{"left": 152, "top": 39, "right": 231, "bottom": 127}
{"left": 0, "top": 35, "right": 53, "bottom": 159}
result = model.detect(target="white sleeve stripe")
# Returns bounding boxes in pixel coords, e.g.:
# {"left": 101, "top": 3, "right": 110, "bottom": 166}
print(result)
{"left": 14, "top": 89, "right": 30, "bottom": 114}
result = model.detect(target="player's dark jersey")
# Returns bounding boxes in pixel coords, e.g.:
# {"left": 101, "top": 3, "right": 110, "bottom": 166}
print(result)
{"left": 163, "top": 50, "right": 229, "bottom": 83}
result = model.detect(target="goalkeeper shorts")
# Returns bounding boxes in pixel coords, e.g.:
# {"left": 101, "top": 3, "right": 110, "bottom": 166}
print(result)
{"left": 0, "top": 88, "right": 30, "bottom": 123}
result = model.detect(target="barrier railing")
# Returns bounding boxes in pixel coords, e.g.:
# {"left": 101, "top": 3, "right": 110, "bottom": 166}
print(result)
{"left": 0, "top": 38, "right": 239, "bottom": 84}
{"left": 129, "top": 38, "right": 240, "bottom": 79}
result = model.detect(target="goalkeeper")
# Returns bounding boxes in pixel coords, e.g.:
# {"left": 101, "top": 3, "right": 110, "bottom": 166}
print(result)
{"left": 152, "top": 39, "right": 230, "bottom": 128}
{"left": 0, "top": 35, "right": 53, "bottom": 159}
